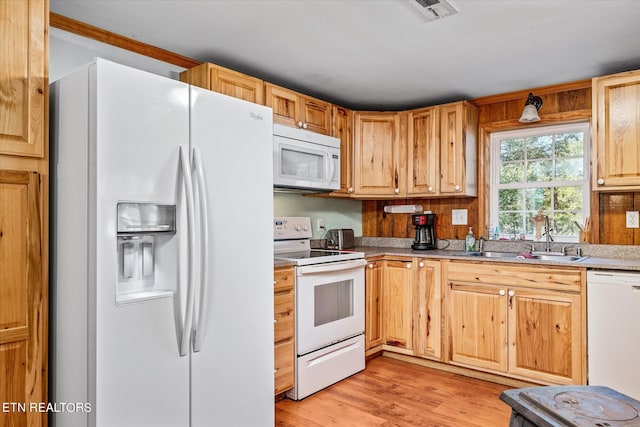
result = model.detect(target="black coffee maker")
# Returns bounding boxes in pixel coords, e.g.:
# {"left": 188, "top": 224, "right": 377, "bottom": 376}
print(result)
{"left": 411, "top": 213, "right": 437, "bottom": 250}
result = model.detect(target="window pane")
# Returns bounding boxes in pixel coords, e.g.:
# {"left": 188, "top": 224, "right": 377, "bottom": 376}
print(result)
{"left": 525, "top": 188, "right": 551, "bottom": 211}
{"left": 499, "top": 189, "right": 523, "bottom": 211}
{"left": 555, "top": 132, "right": 584, "bottom": 157}
{"left": 498, "top": 212, "right": 523, "bottom": 237}
{"left": 527, "top": 160, "right": 552, "bottom": 182}
{"left": 554, "top": 186, "right": 583, "bottom": 210}
{"left": 500, "top": 162, "right": 525, "bottom": 183}
{"left": 527, "top": 135, "right": 553, "bottom": 159}
{"left": 555, "top": 212, "right": 582, "bottom": 236}
{"left": 500, "top": 138, "right": 525, "bottom": 161}
{"left": 556, "top": 158, "right": 583, "bottom": 180}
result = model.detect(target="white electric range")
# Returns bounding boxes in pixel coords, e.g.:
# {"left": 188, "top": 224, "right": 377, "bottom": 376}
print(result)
{"left": 274, "top": 217, "right": 366, "bottom": 400}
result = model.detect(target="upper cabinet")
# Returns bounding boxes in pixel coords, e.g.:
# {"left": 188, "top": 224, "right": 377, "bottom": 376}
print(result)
{"left": 353, "top": 112, "right": 405, "bottom": 197}
{"left": 592, "top": 69, "right": 640, "bottom": 191}
{"left": 265, "top": 83, "right": 332, "bottom": 135}
{"left": 0, "top": 0, "right": 47, "bottom": 158}
{"left": 180, "top": 62, "right": 265, "bottom": 104}
{"left": 330, "top": 105, "right": 355, "bottom": 196}
{"left": 353, "top": 101, "right": 478, "bottom": 198}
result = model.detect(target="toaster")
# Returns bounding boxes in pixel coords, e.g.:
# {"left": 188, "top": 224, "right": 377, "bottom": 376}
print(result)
{"left": 325, "top": 229, "right": 355, "bottom": 250}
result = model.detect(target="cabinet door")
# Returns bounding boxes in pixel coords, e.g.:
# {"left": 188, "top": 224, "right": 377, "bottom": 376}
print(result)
{"left": 508, "top": 287, "right": 583, "bottom": 384}
{"left": 265, "top": 83, "right": 300, "bottom": 128}
{"left": 448, "top": 282, "right": 508, "bottom": 372}
{"left": 299, "top": 95, "right": 331, "bottom": 135}
{"left": 274, "top": 267, "right": 294, "bottom": 394}
{"left": 382, "top": 259, "right": 414, "bottom": 350}
{"left": 0, "top": 171, "right": 44, "bottom": 426}
{"left": 353, "top": 112, "right": 404, "bottom": 196}
{"left": 365, "top": 259, "right": 383, "bottom": 350}
{"left": 210, "top": 66, "right": 264, "bottom": 104}
{"left": 439, "top": 102, "right": 466, "bottom": 195}
{"left": 407, "top": 107, "right": 439, "bottom": 196}
{"left": 0, "top": 0, "right": 47, "bottom": 158}
{"left": 593, "top": 70, "right": 640, "bottom": 190}
{"left": 330, "top": 105, "right": 354, "bottom": 196}
{"left": 415, "top": 260, "right": 442, "bottom": 360}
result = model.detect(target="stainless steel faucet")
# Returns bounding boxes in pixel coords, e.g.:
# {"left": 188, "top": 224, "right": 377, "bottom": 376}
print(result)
{"left": 543, "top": 215, "right": 553, "bottom": 252}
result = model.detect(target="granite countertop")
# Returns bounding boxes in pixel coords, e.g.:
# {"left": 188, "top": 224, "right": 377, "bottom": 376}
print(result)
{"left": 273, "top": 237, "right": 640, "bottom": 272}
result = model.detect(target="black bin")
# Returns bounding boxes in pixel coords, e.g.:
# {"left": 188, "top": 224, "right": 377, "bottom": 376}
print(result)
{"left": 500, "top": 385, "right": 640, "bottom": 426}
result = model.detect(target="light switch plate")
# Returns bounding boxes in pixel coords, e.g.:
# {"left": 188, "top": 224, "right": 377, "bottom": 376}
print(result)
{"left": 452, "top": 209, "right": 468, "bottom": 225}
{"left": 626, "top": 211, "right": 639, "bottom": 228}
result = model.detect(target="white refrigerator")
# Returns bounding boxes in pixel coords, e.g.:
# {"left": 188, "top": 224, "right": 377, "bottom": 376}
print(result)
{"left": 50, "top": 58, "right": 274, "bottom": 426}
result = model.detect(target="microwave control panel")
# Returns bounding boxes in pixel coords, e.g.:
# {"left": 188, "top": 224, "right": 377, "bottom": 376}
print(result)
{"left": 274, "top": 216, "right": 312, "bottom": 240}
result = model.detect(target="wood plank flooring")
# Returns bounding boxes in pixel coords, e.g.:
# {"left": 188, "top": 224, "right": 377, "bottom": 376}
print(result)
{"left": 276, "top": 356, "right": 513, "bottom": 426}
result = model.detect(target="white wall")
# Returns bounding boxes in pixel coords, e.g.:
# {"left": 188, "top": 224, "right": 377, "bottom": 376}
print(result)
{"left": 50, "top": 28, "right": 186, "bottom": 82}
{"left": 50, "top": 29, "right": 363, "bottom": 236}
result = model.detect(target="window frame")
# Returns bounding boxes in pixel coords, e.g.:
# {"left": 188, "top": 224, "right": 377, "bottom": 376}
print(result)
{"left": 489, "top": 122, "right": 591, "bottom": 243}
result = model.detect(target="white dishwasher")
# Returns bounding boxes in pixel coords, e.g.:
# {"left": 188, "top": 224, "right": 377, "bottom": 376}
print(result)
{"left": 587, "top": 270, "right": 640, "bottom": 400}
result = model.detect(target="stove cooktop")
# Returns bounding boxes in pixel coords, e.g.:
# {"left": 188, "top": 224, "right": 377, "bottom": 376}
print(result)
{"left": 274, "top": 249, "right": 365, "bottom": 266}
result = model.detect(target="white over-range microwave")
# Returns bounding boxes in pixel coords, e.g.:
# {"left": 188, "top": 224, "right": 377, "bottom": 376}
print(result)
{"left": 273, "top": 123, "right": 340, "bottom": 192}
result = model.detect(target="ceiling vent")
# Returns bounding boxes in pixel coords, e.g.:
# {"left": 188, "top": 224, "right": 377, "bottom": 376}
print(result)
{"left": 407, "top": 0, "right": 458, "bottom": 22}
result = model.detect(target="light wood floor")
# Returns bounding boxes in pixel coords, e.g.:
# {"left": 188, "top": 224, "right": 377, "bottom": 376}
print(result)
{"left": 276, "top": 356, "right": 513, "bottom": 426}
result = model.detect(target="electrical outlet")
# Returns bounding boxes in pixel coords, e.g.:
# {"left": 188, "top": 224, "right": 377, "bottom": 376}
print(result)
{"left": 452, "top": 209, "right": 468, "bottom": 225}
{"left": 626, "top": 211, "right": 639, "bottom": 228}
{"left": 317, "top": 218, "right": 324, "bottom": 232}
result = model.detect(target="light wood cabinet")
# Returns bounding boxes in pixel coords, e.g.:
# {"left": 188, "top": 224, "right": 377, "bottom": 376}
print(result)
{"left": 353, "top": 112, "right": 405, "bottom": 197}
{"left": 592, "top": 69, "right": 640, "bottom": 191}
{"left": 0, "top": 2, "right": 48, "bottom": 426}
{"left": 414, "top": 259, "right": 442, "bottom": 360}
{"left": 444, "top": 260, "right": 585, "bottom": 385}
{"left": 329, "top": 105, "right": 355, "bottom": 196}
{"left": 0, "top": 171, "right": 44, "bottom": 426}
{"left": 365, "top": 258, "right": 384, "bottom": 352}
{"left": 406, "top": 101, "right": 478, "bottom": 197}
{"left": 265, "top": 83, "right": 332, "bottom": 135}
{"left": 371, "top": 257, "right": 442, "bottom": 361}
{"left": 274, "top": 267, "right": 295, "bottom": 395}
{"left": 179, "top": 62, "right": 264, "bottom": 104}
{"left": 353, "top": 101, "right": 477, "bottom": 198}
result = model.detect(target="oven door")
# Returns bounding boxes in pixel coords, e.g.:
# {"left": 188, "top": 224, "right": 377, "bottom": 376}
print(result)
{"left": 295, "top": 259, "right": 366, "bottom": 355}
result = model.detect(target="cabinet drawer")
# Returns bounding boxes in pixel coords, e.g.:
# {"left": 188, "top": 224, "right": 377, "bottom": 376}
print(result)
{"left": 445, "top": 260, "right": 584, "bottom": 292}
{"left": 274, "top": 289, "right": 294, "bottom": 343}
{"left": 274, "top": 340, "right": 294, "bottom": 394}
{"left": 274, "top": 268, "right": 294, "bottom": 293}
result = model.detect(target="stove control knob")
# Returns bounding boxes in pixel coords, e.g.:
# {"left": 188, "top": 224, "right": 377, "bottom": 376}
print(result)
{"left": 295, "top": 225, "right": 301, "bottom": 231}
{"left": 302, "top": 224, "right": 309, "bottom": 231}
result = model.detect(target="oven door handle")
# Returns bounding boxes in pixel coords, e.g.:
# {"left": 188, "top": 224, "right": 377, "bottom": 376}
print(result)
{"left": 297, "top": 259, "right": 366, "bottom": 276}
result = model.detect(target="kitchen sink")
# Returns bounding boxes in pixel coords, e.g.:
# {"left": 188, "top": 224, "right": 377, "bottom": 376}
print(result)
{"left": 464, "top": 251, "right": 588, "bottom": 262}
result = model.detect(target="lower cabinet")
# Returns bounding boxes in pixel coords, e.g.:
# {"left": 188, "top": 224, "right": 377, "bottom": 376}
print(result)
{"left": 274, "top": 266, "right": 295, "bottom": 395}
{"left": 365, "top": 256, "right": 442, "bottom": 361}
{"left": 444, "top": 260, "right": 585, "bottom": 385}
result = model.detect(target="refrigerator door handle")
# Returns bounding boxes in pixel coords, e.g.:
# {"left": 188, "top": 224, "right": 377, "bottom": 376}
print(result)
{"left": 179, "top": 146, "right": 196, "bottom": 357}
{"left": 192, "top": 147, "right": 209, "bottom": 353}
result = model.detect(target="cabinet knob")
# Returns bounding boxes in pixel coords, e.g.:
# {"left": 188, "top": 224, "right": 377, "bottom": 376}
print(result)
{"left": 302, "top": 123, "right": 308, "bottom": 129}
{"left": 368, "top": 263, "right": 374, "bottom": 269}
{"left": 406, "top": 263, "right": 412, "bottom": 269}
{"left": 597, "top": 178, "right": 605, "bottom": 185}
{"left": 499, "top": 289, "right": 506, "bottom": 296}
{"left": 274, "top": 319, "right": 277, "bottom": 324}
{"left": 273, "top": 280, "right": 277, "bottom": 285}
{"left": 428, "top": 186, "right": 434, "bottom": 192}
{"left": 418, "top": 261, "right": 425, "bottom": 268}
{"left": 348, "top": 187, "right": 354, "bottom": 193}
{"left": 297, "top": 121, "right": 303, "bottom": 128}
{"left": 508, "top": 290, "right": 515, "bottom": 297}
{"left": 454, "top": 184, "right": 461, "bottom": 191}
{"left": 394, "top": 188, "right": 400, "bottom": 194}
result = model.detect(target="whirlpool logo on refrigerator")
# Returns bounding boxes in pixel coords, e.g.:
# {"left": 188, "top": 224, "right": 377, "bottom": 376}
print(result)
{"left": 249, "top": 112, "right": 264, "bottom": 121}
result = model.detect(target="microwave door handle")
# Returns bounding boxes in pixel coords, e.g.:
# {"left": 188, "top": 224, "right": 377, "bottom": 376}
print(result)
{"left": 326, "top": 152, "right": 335, "bottom": 186}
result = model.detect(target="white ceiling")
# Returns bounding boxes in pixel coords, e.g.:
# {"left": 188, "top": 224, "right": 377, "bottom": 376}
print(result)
{"left": 50, "top": 0, "right": 640, "bottom": 110}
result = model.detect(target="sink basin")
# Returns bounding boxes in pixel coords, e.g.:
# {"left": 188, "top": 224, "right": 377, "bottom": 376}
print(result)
{"left": 464, "top": 251, "right": 521, "bottom": 259}
{"left": 530, "top": 254, "right": 588, "bottom": 262}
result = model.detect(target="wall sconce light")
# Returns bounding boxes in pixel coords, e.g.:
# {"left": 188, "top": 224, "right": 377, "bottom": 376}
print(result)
{"left": 519, "top": 92, "right": 543, "bottom": 123}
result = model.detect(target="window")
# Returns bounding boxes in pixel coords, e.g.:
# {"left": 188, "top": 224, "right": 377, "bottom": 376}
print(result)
{"left": 490, "top": 122, "right": 590, "bottom": 243}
